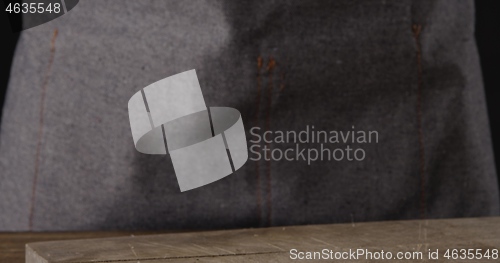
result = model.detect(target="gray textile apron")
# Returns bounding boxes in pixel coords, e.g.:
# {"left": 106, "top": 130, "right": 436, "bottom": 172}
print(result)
{"left": 0, "top": 0, "right": 498, "bottom": 231}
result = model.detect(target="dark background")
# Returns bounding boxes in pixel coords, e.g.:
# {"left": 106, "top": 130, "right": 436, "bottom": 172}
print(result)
{"left": 475, "top": 0, "right": 500, "bottom": 185}
{"left": 0, "top": 1, "right": 499, "bottom": 188}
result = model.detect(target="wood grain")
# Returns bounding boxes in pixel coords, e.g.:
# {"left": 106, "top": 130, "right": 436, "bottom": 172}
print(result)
{"left": 3, "top": 217, "right": 499, "bottom": 262}
{"left": 0, "top": 231, "right": 168, "bottom": 263}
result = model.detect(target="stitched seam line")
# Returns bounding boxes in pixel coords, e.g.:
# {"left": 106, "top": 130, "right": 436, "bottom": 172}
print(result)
{"left": 412, "top": 24, "right": 426, "bottom": 220}
{"left": 266, "top": 57, "right": 276, "bottom": 226}
{"left": 254, "top": 56, "right": 263, "bottom": 226}
{"left": 29, "top": 29, "right": 58, "bottom": 230}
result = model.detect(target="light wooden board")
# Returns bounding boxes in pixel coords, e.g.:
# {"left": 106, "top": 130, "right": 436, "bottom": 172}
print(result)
{"left": 1, "top": 231, "right": 156, "bottom": 263}
{"left": 26, "top": 217, "right": 500, "bottom": 262}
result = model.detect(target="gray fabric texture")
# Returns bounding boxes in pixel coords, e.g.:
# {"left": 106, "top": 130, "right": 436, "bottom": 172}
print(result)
{"left": 0, "top": 0, "right": 499, "bottom": 231}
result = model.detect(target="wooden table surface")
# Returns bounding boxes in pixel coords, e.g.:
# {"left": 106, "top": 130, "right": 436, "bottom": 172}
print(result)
{"left": 3, "top": 217, "right": 500, "bottom": 263}
{"left": 0, "top": 231, "right": 173, "bottom": 263}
